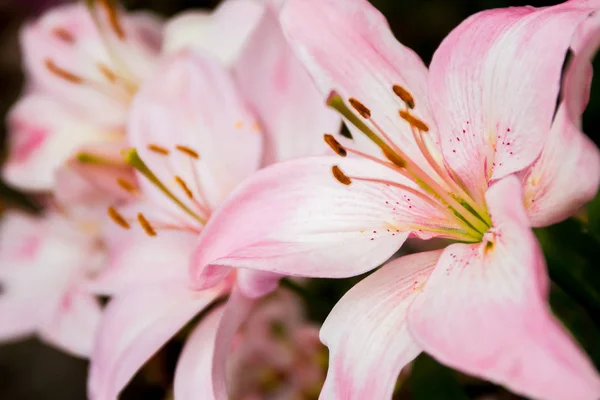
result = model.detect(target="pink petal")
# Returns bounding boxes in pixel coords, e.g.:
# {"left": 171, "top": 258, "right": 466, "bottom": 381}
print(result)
{"left": 128, "top": 50, "right": 263, "bottom": 217}
{"left": 190, "top": 156, "right": 456, "bottom": 287}
{"left": 174, "top": 287, "right": 255, "bottom": 400}
{"left": 320, "top": 250, "right": 441, "bottom": 399}
{"left": 38, "top": 288, "right": 102, "bottom": 358}
{"left": 88, "top": 284, "right": 225, "bottom": 399}
{"left": 280, "top": 0, "right": 435, "bottom": 167}
{"left": 89, "top": 230, "right": 195, "bottom": 295}
{"left": 3, "top": 94, "right": 109, "bottom": 191}
{"left": 522, "top": 11, "right": 600, "bottom": 227}
{"left": 236, "top": 269, "right": 281, "bottom": 299}
{"left": 429, "top": 3, "right": 598, "bottom": 203}
{"left": 408, "top": 176, "right": 600, "bottom": 400}
{"left": 174, "top": 306, "right": 225, "bottom": 400}
{"left": 234, "top": 5, "right": 340, "bottom": 164}
{"left": 164, "top": 0, "right": 264, "bottom": 67}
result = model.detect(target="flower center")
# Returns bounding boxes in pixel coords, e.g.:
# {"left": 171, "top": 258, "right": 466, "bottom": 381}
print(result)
{"left": 324, "top": 86, "right": 492, "bottom": 242}
{"left": 44, "top": 0, "right": 140, "bottom": 106}
{"left": 107, "top": 146, "right": 210, "bottom": 236}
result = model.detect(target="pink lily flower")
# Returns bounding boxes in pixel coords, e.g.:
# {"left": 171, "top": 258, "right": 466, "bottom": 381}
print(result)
{"left": 186, "top": 0, "right": 600, "bottom": 398}
{"left": 0, "top": 211, "right": 104, "bottom": 358}
{"left": 88, "top": 4, "right": 339, "bottom": 398}
{"left": 2, "top": 1, "right": 162, "bottom": 193}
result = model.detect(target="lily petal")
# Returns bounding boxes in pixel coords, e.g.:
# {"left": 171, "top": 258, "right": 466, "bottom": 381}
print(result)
{"left": 3, "top": 94, "right": 110, "bottom": 191}
{"left": 89, "top": 230, "right": 195, "bottom": 295}
{"left": 190, "top": 156, "right": 458, "bottom": 287}
{"left": 234, "top": 4, "right": 340, "bottom": 164}
{"left": 38, "top": 288, "right": 102, "bottom": 358}
{"left": 174, "top": 305, "right": 225, "bottom": 400}
{"left": 128, "top": 50, "right": 263, "bottom": 215}
{"left": 429, "top": 3, "right": 598, "bottom": 203}
{"left": 522, "top": 11, "right": 600, "bottom": 227}
{"left": 175, "top": 287, "right": 255, "bottom": 400}
{"left": 320, "top": 250, "right": 441, "bottom": 400}
{"left": 408, "top": 176, "right": 600, "bottom": 400}
{"left": 88, "top": 284, "right": 225, "bottom": 400}
{"left": 280, "top": 0, "right": 436, "bottom": 167}
{"left": 164, "top": 0, "right": 264, "bottom": 67}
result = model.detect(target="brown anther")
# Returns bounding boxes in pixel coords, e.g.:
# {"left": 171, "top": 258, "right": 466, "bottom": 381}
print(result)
{"left": 175, "top": 176, "right": 194, "bottom": 199}
{"left": 107, "top": 206, "right": 130, "bottom": 229}
{"left": 98, "top": 63, "right": 117, "bottom": 83}
{"left": 392, "top": 84, "right": 415, "bottom": 109}
{"left": 175, "top": 145, "right": 200, "bottom": 159}
{"left": 332, "top": 165, "right": 352, "bottom": 185}
{"left": 398, "top": 110, "right": 429, "bottom": 132}
{"left": 349, "top": 98, "right": 371, "bottom": 119}
{"left": 324, "top": 134, "right": 347, "bottom": 157}
{"left": 52, "top": 27, "right": 75, "bottom": 44}
{"left": 44, "top": 58, "right": 84, "bottom": 84}
{"left": 147, "top": 144, "right": 170, "bottom": 155}
{"left": 382, "top": 147, "right": 407, "bottom": 168}
{"left": 116, "top": 178, "right": 137, "bottom": 194}
{"left": 97, "top": 0, "right": 126, "bottom": 40}
{"left": 137, "top": 213, "right": 157, "bottom": 237}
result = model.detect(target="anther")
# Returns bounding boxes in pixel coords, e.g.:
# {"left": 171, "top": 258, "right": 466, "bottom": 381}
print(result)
{"left": 137, "top": 213, "right": 157, "bottom": 237}
{"left": 175, "top": 176, "right": 194, "bottom": 199}
{"left": 382, "top": 147, "right": 407, "bottom": 168}
{"left": 349, "top": 98, "right": 371, "bottom": 119}
{"left": 52, "top": 27, "right": 75, "bottom": 44}
{"left": 324, "top": 134, "right": 347, "bottom": 157}
{"left": 107, "top": 206, "right": 130, "bottom": 229}
{"left": 147, "top": 144, "right": 170, "bottom": 155}
{"left": 45, "top": 59, "right": 84, "bottom": 84}
{"left": 97, "top": 0, "right": 126, "bottom": 40}
{"left": 97, "top": 63, "right": 117, "bottom": 83}
{"left": 332, "top": 165, "right": 352, "bottom": 185}
{"left": 175, "top": 145, "right": 200, "bottom": 159}
{"left": 399, "top": 110, "right": 429, "bottom": 132}
{"left": 393, "top": 85, "right": 415, "bottom": 109}
{"left": 235, "top": 121, "right": 244, "bottom": 129}
{"left": 116, "top": 178, "right": 137, "bottom": 194}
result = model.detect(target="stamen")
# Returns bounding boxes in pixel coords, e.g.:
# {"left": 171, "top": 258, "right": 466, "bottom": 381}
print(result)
{"left": 148, "top": 144, "right": 170, "bottom": 156}
{"left": 392, "top": 85, "right": 415, "bottom": 109}
{"left": 117, "top": 178, "right": 137, "bottom": 194}
{"left": 399, "top": 110, "right": 429, "bottom": 132}
{"left": 349, "top": 98, "right": 371, "bottom": 119}
{"left": 52, "top": 27, "right": 75, "bottom": 44}
{"left": 122, "top": 148, "right": 206, "bottom": 225}
{"left": 137, "top": 213, "right": 157, "bottom": 237}
{"left": 175, "top": 145, "right": 200, "bottom": 159}
{"left": 107, "top": 207, "right": 130, "bottom": 229}
{"left": 45, "top": 59, "right": 84, "bottom": 84}
{"left": 174, "top": 176, "right": 194, "bottom": 199}
{"left": 324, "top": 134, "right": 347, "bottom": 157}
{"left": 96, "top": 0, "right": 126, "bottom": 40}
{"left": 76, "top": 152, "right": 122, "bottom": 166}
{"left": 97, "top": 63, "right": 118, "bottom": 83}
{"left": 235, "top": 121, "right": 244, "bottom": 129}
{"left": 332, "top": 165, "right": 352, "bottom": 185}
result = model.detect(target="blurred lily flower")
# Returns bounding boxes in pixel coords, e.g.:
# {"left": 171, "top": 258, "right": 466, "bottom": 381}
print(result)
{"left": 185, "top": 0, "right": 600, "bottom": 398}
{"left": 0, "top": 211, "right": 104, "bottom": 358}
{"left": 2, "top": 1, "right": 162, "bottom": 196}
{"left": 87, "top": 1, "right": 338, "bottom": 398}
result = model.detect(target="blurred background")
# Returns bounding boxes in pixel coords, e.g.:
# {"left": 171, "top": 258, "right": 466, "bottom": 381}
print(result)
{"left": 0, "top": 0, "right": 598, "bottom": 399}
